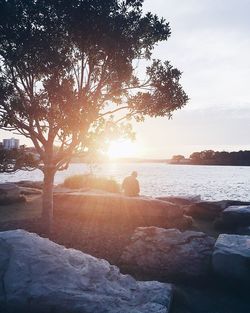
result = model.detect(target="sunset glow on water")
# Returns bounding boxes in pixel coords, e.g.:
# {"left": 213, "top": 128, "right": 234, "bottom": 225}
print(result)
{"left": 1, "top": 163, "right": 250, "bottom": 201}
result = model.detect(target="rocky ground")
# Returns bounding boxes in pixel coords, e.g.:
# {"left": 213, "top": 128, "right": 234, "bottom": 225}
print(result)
{"left": 0, "top": 183, "right": 250, "bottom": 313}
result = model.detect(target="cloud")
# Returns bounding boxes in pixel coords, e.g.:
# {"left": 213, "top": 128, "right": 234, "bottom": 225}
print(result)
{"left": 133, "top": 105, "right": 250, "bottom": 157}
{"left": 143, "top": 0, "right": 250, "bottom": 111}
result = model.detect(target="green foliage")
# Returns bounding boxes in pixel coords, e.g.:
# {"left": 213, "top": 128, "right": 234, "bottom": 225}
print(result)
{"left": 63, "top": 174, "right": 120, "bottom": 193}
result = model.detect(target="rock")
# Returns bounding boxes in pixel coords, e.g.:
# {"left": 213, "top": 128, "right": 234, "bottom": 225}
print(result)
{"left": 218, "top": 199, "right": 250, "bottom": 208}
{"left": 184, "top": 201, "right": 225, "bottom": 220}
{"left": 0, "top": 229, "right": 172, "bottom": 313}
{"left": 237, "top": 226, "right": 250, "bottom": 235}
{"left": 15, "top": 180, "right": 43, "bottom": 189}
{"left": 185, "top": 200, "right": 250, "bottom": 221}
{"left": 222, "top": 205, "right": 250, "bottom": 227}
{"left": 156, "top": 195, "right": 201, "bottom": 206}
{"left": 212, "top": 234, "right": 250, "bottom": 282}
{"left": 54, "top": 192, "right": 187, "bottom": 229}
{"left": 19, "top": 186, "right": 42, "bottom": 195}
{"left": 172, "top": 284, "right": 250, "bottom": 313}
{"left": 120, "top": 227, "right": 215, "bottom": 282}
{"left": 179, "top": 215, "right": 194, "bottom": 229}
{"left": 0, "top": 183, "right": 21, "bottom": 204}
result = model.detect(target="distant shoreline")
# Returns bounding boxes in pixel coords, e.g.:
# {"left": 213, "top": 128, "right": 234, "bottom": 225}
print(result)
{"left": 70, "top": 158, "right": 169, "bottom": 164}
{"left": 170, "top": 150, "right": 250, "bottom": 167}
{"left": 71, "top": 158, "right": 250, "bottom": 166}
{"left": 168, "top": 162, "right": 250, "bottom": 167}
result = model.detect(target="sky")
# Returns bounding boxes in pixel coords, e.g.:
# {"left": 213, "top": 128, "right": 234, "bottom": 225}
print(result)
{"left": 131, "top": 0, "right": 250, "bottom": 158}
{"left": 1, "top": 0, "right": 250, "bottom": 159}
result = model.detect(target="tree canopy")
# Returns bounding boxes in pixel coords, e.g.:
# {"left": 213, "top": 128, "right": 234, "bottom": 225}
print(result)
{"left": 0, "top": 0, "right": 188, "bottom": 230}
{"left": 0, "top": 0, "right": 188, "bottom": 167}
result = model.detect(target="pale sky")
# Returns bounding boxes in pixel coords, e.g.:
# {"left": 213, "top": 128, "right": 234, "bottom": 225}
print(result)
{"left": 132, "top": 0, "right": 250, "bottom": 158}
{"left": 1, "top": 0, "right": 250, "bottom": 159}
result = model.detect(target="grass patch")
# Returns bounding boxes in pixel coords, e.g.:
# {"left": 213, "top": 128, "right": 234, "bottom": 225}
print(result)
{"left": 63, "top": 174, "right": 120, "bottom": 193}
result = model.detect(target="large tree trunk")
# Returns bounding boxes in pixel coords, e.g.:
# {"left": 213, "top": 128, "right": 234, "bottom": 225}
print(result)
{"left": 42, "top": 166, "right": 55, "bottom": 235}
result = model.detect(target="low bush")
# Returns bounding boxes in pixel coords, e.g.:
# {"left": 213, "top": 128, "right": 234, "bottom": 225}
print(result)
{"left": 63, "top": 174, "right": 120, "bottom": 193}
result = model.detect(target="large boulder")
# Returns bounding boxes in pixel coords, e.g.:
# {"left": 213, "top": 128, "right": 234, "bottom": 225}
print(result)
{"left": 184, "top": 201, "right": 224, "bottom": 220}
{"left": 120, "top": 227, "right": 215, "bottom": 282}
{"left": 0, "top": 229, "right": 172, "bottom": 313}
{"left": 237, "top": 226, "right": 250, "bottom": 235}
{"left": 54, "top": 192, "right": 189, "bottom": 229}
{"left": 212, "top": 234, "right": 250, "bottom": 282}
{"left": 0, "top": 183, "right": 21, "bottom": 204}
{"left": 156, "top": 195, "right": 201, "bottom": 206}
{"left": 185, "top": 200, "right": 250, "bottom": 221}
{"left": 222, "top": 205, "right": 250, "bottom": 227}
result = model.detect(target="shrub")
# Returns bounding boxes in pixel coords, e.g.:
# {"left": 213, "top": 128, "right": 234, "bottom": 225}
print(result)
{"left": 63, "top": 174, "right": 120, "bottom": 193}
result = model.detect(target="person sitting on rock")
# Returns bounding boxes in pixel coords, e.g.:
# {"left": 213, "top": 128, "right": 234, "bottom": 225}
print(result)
{"left": 122, "top": 171, "right": 140, "bottom": 197}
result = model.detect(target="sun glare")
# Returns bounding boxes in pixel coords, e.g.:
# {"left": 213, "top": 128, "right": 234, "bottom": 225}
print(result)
{"left": 107, "top": 140, "right": 137, "bottom": 159}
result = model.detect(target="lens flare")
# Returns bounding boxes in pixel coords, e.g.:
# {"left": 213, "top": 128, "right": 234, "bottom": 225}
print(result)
{"left": 107, "top": 140, "right": 137, "bottom": 159}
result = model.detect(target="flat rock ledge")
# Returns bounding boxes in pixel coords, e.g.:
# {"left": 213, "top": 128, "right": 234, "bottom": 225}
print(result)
{"left": 155, "top": 195, "right": 201, "bottom": 206}
{"left": 0, "top": 229, "right": 172, "bottom": 313}
{"left": 212, "top": 234, "right": 250, "bottom": 282}
{"left": 15, "top": 180, "right": 43, "bottom": 189}
{"left": 120, "top": 227, "right": 215, "bottom": 282}
{"left": 54, "top": 192, "right": 190, "bottom": 229}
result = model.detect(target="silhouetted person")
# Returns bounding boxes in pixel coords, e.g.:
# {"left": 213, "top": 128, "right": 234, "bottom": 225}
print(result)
{"left": 122, "top": 171, "right": 140, "bottom": 196}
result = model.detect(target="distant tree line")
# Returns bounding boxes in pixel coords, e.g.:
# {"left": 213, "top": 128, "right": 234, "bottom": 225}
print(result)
{"left": 171, "top": 150, "right": 250, "bottom": 166}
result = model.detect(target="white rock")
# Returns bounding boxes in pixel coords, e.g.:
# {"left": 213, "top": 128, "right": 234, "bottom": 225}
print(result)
{"left": 212, "top": 234, "right": 250, "bottom": 282}
{"left": 0, "top": 229, "right": 172, "bottom": 313}
{"left": 121, "top": 227, "right": 215, "bottom": 281}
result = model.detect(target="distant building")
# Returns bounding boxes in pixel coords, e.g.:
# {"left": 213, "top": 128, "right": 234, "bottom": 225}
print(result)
{"left": 3, "top": 138, "right": 20, "bottom": 150}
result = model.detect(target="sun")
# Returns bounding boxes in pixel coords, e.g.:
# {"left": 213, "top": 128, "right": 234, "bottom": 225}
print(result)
{"left": 107, "top": 140, "right": 137, "bottom": 159}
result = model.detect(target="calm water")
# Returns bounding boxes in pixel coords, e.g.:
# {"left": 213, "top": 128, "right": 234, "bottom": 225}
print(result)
{"left": 1, "top": 163, "right": 250, "bottom": 201}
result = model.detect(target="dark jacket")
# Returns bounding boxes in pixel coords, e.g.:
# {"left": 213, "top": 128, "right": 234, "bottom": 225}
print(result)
{"left": 122, "top": 175, "right": 140, "bottom": 196}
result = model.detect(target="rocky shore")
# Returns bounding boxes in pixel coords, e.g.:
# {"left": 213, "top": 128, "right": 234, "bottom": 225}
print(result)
{"left": 0, "top": 182, "right": 250, "bottom": 312}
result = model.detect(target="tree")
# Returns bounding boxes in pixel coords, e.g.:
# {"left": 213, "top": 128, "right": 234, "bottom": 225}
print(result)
{"left": 190, "top": 150, "right": 215, "bottom": 164}
{"left": 190, "top": 152, "right": 202, "bottom": 164}
{"left": 171, "top": 155, "right": 185, "bottom": 163}
{"left": 0, "top": 147, "right": 39, "bottom": 173}
{"left": 0, "top": 0, "right": 188, "bottom": 232}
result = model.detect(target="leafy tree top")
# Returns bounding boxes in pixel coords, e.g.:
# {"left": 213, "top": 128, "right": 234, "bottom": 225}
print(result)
{"left": 0, "top": 0, "right": 188, "bottom": 173}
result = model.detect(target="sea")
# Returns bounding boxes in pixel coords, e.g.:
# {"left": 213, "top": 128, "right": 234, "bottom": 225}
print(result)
{"left": 0, "top": 163, "right": 250, "bottom": 201}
